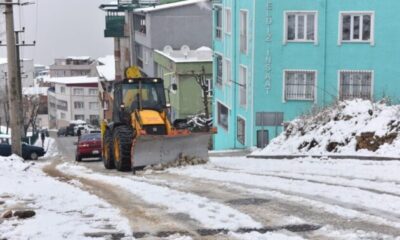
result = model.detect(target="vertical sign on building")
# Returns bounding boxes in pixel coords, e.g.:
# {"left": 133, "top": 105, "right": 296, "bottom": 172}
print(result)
{"left": 265, "top": 1, "right": 273, "bottom": 93}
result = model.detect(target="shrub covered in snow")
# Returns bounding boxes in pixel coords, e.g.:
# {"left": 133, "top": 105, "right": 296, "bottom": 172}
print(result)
{"left": 253, "top": 99, "right": 400, "bottom": 157}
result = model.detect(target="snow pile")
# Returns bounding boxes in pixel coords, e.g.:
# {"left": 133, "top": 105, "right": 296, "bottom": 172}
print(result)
{"left": 253, "top": 99, "right": 400, "bottom": 157}
{"left": 34, "top": 137, "right": 59, "bottom": 158}
{"left": 0, "top": 156, "right": 132, "bottom": 240}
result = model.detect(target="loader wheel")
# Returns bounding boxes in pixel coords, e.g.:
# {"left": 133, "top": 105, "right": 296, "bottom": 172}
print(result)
{"left": 102, "top": 129, "right": 115, "bottom": 169}
{"left": 113, "top": 125, "right": 134, "bottom": 172}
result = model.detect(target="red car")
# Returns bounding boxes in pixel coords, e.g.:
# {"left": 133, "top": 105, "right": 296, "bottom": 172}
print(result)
{"left": 75, "top": 133, "right": 102, "bottom": 162}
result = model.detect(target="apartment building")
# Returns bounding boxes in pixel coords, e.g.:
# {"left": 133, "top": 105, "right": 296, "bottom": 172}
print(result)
{"left": 213, "top": 0, "right": 400, "bottom": 150}
{"left": 49, "top": 56, "right": 99, "bottom": 78}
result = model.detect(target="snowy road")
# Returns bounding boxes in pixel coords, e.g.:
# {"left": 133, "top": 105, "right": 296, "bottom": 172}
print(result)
{"left": 44, "top": 135, "right": 400, "bottom": 239}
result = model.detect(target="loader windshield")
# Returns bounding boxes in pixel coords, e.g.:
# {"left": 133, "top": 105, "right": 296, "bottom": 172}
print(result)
{"left": 122, "top": 81, "right": 166, "bottom": 112}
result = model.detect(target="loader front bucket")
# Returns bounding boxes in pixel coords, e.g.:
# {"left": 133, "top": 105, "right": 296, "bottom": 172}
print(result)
{"left": 131, "top": 132, "right": 210, "bottom": 168}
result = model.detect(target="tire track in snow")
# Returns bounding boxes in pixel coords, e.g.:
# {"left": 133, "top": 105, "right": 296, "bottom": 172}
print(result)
{"left": 135, "top": 171, "right": 400, "bottom": 239}
{"left": 207, "top": 166, "right": 400, "bottom": 198}
{"left": 169, "top": 167, "right": 400, "bottom": 226}
{"left": 57, "top": 163, "right": 262, "bottom": 231}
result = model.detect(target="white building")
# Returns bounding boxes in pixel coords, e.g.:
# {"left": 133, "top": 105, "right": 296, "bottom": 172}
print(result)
{"left": 47, "top": 76, "right": 100, "bottom": 128}
{"left": 0, "top": 58, "right": 35, "bottom": 89}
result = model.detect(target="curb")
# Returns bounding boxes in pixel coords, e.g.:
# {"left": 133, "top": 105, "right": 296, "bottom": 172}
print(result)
{"left": 246, "top": 155, "right": 400, "bottom": 161}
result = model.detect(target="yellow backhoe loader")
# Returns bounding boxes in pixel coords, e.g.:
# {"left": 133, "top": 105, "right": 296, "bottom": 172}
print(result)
{"left": 101, "top": 67, "right": 215, "bottom": 172}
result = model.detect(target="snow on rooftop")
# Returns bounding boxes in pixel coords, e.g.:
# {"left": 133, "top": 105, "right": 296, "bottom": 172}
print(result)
{"left": 47, "top": 76, "right": 99, "bottom": 85}
{"left": 23, "top": 87, "right": 49, "bottom": 96}
{"left": 134, "top": 0, "right": 208, "bottom": 13}
{"left": 65, "top": 56, "right": 91, "bottom": 60}
{"left": 97, "top": 55, "right": 115, "bottom": 81}
{"left": 155, "top": 46, "right": 212, "bottom": 63}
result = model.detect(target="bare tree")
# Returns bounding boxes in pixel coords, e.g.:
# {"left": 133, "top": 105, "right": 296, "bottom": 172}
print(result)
{"left": 23, "top": 95, "right": 40, "bottom": 136}
{"left": 191, "top": 66, "right": 211, "bottom": 120}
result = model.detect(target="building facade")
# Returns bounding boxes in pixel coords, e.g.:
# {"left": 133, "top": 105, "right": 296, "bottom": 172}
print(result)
{"left": 154, "top": 46, "right": 213, "bottom": 121}
{"left": 49, "top": 57, "right": 99, "bottom": 78}
{"left": 131, "top": 0, "right": 212, "bottom": 77}
{"left": 213, "top": 0, "right": 400, "bottom": 150}
{"left": 47, "top": 77, "right": 101, "bottom": 128}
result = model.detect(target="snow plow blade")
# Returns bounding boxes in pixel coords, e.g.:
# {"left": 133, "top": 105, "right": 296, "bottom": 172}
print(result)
{"left": 131, "top": 132, "right": 210, "bottom": 168}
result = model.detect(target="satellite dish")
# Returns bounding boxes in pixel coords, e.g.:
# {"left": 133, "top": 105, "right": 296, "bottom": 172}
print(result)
{"left": 181, "top": 45, "right": 190, "bottom": 57}
{"left": 163, "top": 45, "right": 173, "bottom": 55}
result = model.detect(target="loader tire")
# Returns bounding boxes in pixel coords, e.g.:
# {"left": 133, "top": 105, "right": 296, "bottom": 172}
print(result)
{"left": 102, "top": 129, "right": 115, "bottom": 169}
{"left": 113, "top": 125, "right": 134, "bottom": 172}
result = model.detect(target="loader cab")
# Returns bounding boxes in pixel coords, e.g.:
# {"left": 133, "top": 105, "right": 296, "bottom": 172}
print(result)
{"left": 113, "top": 78, "right": 167, "bottom": 123}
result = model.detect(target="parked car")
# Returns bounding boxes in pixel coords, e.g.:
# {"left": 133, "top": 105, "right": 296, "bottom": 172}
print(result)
{"left": 57, "top": 127, "right": 67, "bottom": 137}
{"left": 0, "top": 143, "right": 45, "bottom": 160}
{"left": 75, "top": 133, "right": 102, "bottom": 162}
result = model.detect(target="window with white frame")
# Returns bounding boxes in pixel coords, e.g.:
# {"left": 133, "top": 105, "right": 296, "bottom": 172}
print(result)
{"left": 340, "top": 12, "right": 374, "bottom": 43}
{"left": 237, "top": 117, "right": 245, "bottom": 145}
{"left": 285, "top": 12, "right": 317, "bottom": 42}
{"left": 74, "top": 115, "right": 85, "bottom": 121}
{"left": 60, "top": 112, "right": 66, "bottom": 120}
{"left": 225, "top": 8, "right": 231, "bottom": 34}
{"left": 239, "top": 65, "right": 247, "bottom": 106}
{"left": 217, "top": 102, "right": 229, "bottom": 130}
{"left": 89, "top": 102, "right": 99, "bottom": 110}
{"left": 215, "top": 6, "right": 222, "bottom": 39}
{"left": 73, "top": 88, "right": 84, "bottom": 95}
{"left": 284, "top": 70, "right": 316, "bottom": 101}
{"left": 89, "top": 89, "right": 98, "bottom": 95}
{"left": 216, "top": 54, "right": 223, "bottom": 86}
{"left": 339, "top": 71, "right": 372, "bottom": 100}
{"left": 208, "top": 78, "right": 213, "bottom": 97}
{"left": 224, "top": 58, "right": 231, "bottom": 84}
{"left": 135, "top": 44, "right": 144, "bottom": 68}
{"left": 240, "top": 10, "right": 248, "bottom": 53}
{"left": 60, "top": 86, "right": 65, "bottom": 94}
{"left": 74, "top": 101, "right": 84, "bottom": 109}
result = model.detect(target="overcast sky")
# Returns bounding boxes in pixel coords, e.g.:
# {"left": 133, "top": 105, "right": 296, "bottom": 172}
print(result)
{"left": 0, "top": 0, "right": 113, "bottom": 65}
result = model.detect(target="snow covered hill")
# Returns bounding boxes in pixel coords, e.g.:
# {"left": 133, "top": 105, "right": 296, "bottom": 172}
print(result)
{"left": 253, "top": 99, "right": 400, "bottom": 157}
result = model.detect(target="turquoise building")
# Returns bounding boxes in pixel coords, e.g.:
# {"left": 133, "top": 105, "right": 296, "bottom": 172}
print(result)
{"left": 212, "top": 0, "right": 400, "bottom": 150}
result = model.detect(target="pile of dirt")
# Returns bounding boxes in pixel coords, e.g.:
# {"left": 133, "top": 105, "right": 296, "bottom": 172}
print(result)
{"left": 144, "top": 154, "right": 208, "bottom": 171}
{"left": 253, "top": 99, "right": 400, "bottom": 157}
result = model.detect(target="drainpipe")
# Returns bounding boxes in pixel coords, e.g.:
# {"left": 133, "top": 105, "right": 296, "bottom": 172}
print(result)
{"left": 250, "top": 0, "right": 256, "bottom": 147}
{"left": 323, "top": 0, "right": 328, "bottom": 106}
{"left": 232, "top": 0, "right": 237, "bottom": 149}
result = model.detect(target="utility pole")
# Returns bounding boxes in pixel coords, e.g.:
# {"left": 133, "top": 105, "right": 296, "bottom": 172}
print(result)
{"left": 1, "top": 0, "right": 35, "bottom": 155}
{"left": 3, "top": 0, "right": 22, "bottom": 155}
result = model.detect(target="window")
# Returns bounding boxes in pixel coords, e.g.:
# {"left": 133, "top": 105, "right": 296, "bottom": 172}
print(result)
{"left": 239, "top": 65, "right": 247, "bottom": 106}
{"left": 240, "top": 10, "right": 248, "bottom": 53}
{"left": 225, "top": 8, "right": 231, "bottom": 34}
{"left": 135, "top": 44, "right": 143, "bottom": 68}
{"left": 89, "top": 89, "right": 98, "bottom": 95}
{"left": 74, "top": 115, "right": 85, "bottom": 121}
{"left": 285, "top": 12, "right": 317, "bottom": 43}
{"left": 284, "top": 70, "right": 316, "bottom": 101}
{"left": 217, "top": 102, "right": 229, "bottom": 130}
{"left": 339, "top": 71, "right": 372, "bottom": 100}
{"left": 73, "top": 88, "right": 84, "bottom": 95}
{"left": 60, "top": 112, "right": 66, "bottom": 120}
{"left": 103, "top": 100, "right": 109, "bottom": 110}
{"left": 216, "top": 54, "right": 223, "bottom": 86}
{"left": 237, "top": 117, "right": 245, "bottom": 145}
{"left": 215, "top": 6, "right": 222, "bottom": 39}
{"left": 224, "top": 58, "right": 231, "bottom": 84}
{"left": 135, "top": 15, "right": 146, "bottom": 34}
{"left": 89, "top": 115, "right": 99, "bottom": 126}
{"left": 60, "top": 86, "right": 65, "bottom": 94}
{"left": 74, "top": 101, "right": 84, "bottom": 109}
{"left": 89, "top": 102, "right": 99, "bottom": 110}
{"left": 340, "top": 12, "right": 374, "bottom": 44}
